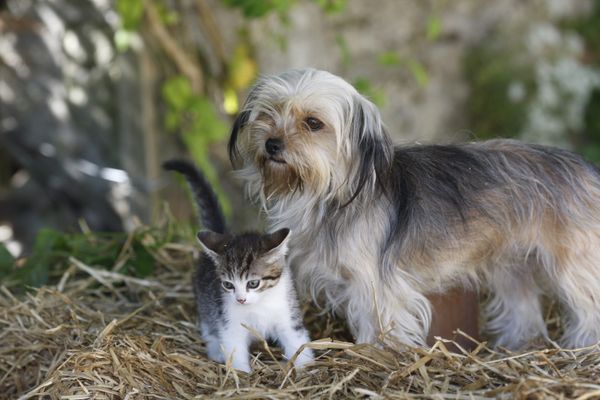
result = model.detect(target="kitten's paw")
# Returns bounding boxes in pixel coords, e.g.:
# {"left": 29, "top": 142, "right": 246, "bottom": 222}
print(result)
{"left": 205, "top": 347, "right": 226, "bottom": 364}
{"left": 293, "top": 348, "right": 315, "bottom": 369}
{"left": 232, "top": 360, "right": 251, "bottom": 373}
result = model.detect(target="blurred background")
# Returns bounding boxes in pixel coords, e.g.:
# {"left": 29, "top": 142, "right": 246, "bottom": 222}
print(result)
{"left": 1, "top": 0, "right": 600, "bottom": 282}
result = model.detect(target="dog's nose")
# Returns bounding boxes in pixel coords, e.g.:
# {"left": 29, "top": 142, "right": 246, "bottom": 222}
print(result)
{"left": 265, "top": 138, "right": 284, "bottom": 155}
{"left": 236, "top": 298, "right": 246, "bottom": 304}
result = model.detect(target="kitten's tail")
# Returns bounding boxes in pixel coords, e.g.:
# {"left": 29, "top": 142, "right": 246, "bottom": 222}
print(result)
{"left": 162, "top": 159, "right": 227, "bottom": 234}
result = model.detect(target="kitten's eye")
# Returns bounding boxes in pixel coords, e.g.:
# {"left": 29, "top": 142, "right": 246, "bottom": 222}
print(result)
{"left": 246, "top": 280, "right": 260, "bottom": 290}
{"left": 305, "top": 117, "right": 324, "bottom": 132}
{"left": 222, "top": 281, "right": 234, "bottom": 291}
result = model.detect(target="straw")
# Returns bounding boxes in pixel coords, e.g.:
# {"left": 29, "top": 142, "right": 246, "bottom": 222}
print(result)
{"left": 1, "top": 238, "right": 600, "bottom": 399}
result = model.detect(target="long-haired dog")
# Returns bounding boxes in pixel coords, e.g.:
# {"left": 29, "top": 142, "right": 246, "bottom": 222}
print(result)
{"left": 228, "top": 68, "right": 600, "bottom": 349}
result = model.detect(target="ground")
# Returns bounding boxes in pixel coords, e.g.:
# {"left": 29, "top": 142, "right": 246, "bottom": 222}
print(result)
{"left": 1, "top": 231, "right": 599, "bottom": 399}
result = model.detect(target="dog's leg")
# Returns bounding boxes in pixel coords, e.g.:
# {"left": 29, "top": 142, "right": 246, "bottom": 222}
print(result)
{"left": 345, "top": 277, "right": 430, "bottom": 347}
{"left": 485, "top": 266, "right": 547, "bottom": 349}
{"left": 550, "top": 247, "right": 600, "bottom": 348}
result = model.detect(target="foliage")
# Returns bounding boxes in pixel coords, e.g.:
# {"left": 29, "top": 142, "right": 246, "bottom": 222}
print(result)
{"left": 336, "top": 35, "right": 352, "bottom": 67}
{"left": 223, "top": 0, "right": 295, "bottom": 18}
{"left": 406, "top": 59, "right": 429, "bottom": 88}
{"left": 223, "top": 0, "right": 347, "bottom": 17}
{"left": 115, "top": 1, "right": 240, "bottom": 216}
{"left": 378, "top": 52, "right": 401, "bottom": 67}
{"left": 465, "top": 3, "right": 600, "bottom": 162}
{"left": 116, "top": 0, "right": 144, "bottom": 31}
{"left": 464, "top": 44, "right": 536, "bottom": 140}
{"left": 582, "top": 90, "right": 600, "bottom": 161}
{"left": 117, "top": 0, "right": 177, "bottom": 31}
{"left": 114, "top": 0, "right": 143, "bottom": 50}
{"left": 314, "top": 0, "right": 347, "bottom": 14}
{"left": 0, "top": 226, "right": 186, "bottom": 290}
{"left": 564, "top": 0, "right": 600, "bottom": 62}
{"left": 565, "top": 0, "right": 600, "bottom": 162}
{"left": 353, "top": 77, "right": 385, "bottom": 108}
{"left": 161, "top": 76, "right": 231, "bottom": 215}
{"left": 0, "top": 244, "right": 15, "bottom": 280}
{"left": 426, "top": 14, "right": 442, "bottom": 41}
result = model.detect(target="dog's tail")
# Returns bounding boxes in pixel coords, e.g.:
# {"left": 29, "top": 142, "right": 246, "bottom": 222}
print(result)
{"left": 163, "top": 159, "right": 227, "bottom": 234}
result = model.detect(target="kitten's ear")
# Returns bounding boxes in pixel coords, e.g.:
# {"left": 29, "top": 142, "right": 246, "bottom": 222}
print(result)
{"left": 261, "top": 228, "right": 291, "bottom": 263}
{"left": 197, "top": 230, "right": 230, "bottom": 262}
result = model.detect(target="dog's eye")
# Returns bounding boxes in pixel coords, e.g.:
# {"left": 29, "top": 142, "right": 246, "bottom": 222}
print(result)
{"left": 305, "top": 117, "right": 324, "bottom": 132}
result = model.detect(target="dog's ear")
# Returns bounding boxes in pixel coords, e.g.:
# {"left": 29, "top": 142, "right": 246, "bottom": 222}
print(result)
{"left": 344, "top": 96, "right": 393, "bottom": 206}
{"left": 228, "top": 110, "right": 250, "bottom": 166}
{"left": 228, "top": 81, "right": 266, "bottom": 166}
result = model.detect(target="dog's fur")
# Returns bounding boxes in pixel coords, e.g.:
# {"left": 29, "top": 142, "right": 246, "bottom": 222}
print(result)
{"left": 229, "top": 68, "right": 600, "bottom": 349}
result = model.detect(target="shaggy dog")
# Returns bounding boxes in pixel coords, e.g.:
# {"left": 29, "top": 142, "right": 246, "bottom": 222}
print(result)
{"left": 229, "top": 68, "right": 600, "bottom": 349}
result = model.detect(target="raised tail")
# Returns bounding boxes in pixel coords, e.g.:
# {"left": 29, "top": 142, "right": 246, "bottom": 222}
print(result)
{"left": 163, "top": 159, "right": 227, "bottom": 234}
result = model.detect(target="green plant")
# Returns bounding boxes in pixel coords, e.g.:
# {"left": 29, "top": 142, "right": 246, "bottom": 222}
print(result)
{"left": 223, "top": 0, "right": 295, "bottom": 18}
{"left": 464, "top": 43, "right": 536, "bottom": 140}
{"left": 566, "top": 0, "right": 600, "bottom": 162}
{"left": 0, "top": 226, "right": 186, "bottom": 289}
{"left": 353, "top": 77, "right": 385, "bottom": 108}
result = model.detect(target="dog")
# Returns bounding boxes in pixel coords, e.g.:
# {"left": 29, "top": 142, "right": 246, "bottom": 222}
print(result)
{"left": 228, "top": 68, "right": 600, "bottom": 349}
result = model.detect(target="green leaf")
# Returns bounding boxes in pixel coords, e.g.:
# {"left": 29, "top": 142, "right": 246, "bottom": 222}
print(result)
{"left": 314, "top": 0, "right": 347, "bottom": 13}
{"left": 162, "top": 76, "right": 193, "bottom": 112}
{"left": 407, "top": 60, "right": 429, "bottom": 88}
{"left": 427, "top": 15, "right": 442, "bottom": 41}
{"left": 582, "top": 144, "right": 600, "bottom": 163}
{"left": 17, "top": 228, "right": 66, "bottom": 287}
{"left": 0, "top": 243, "right": 15, "bottom": 278}
{"left": 353, "top": 77, "right": 385, "bottom": 107}
{"left": 161, "top": 75, "right": 231, "bottom": 221}
{"left": 378, "top": 52, "right": 400, "bottom": 67}
{"left": 155, "top": 0, "right": 179, "bottom": 26}
{"left": 69, "top": 233, "right": 122, "bottom": 267}
{"left": 222, "top": 0, "right": 294, "bottom": 18}
{"left": 583, "top": 89, "right": 600, "bottom": 143}
{"left": 127, "top": 242, "right": 155, "bottom": 277}
{"left": 336, "top": 35, "right": 352, "bottom": 67}
{"left": 165, "top": 112, "right": 180, "bottom": 131}
{"left": 464, "top": 43, "right": 536, "bottom": 139}
{"left": 116, "top": 0, "right": 144, "bottom": 31}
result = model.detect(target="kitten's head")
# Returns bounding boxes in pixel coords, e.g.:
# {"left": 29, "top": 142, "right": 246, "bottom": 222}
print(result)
{"left": 197, "top": 228, "right": 291, "bottom": 306}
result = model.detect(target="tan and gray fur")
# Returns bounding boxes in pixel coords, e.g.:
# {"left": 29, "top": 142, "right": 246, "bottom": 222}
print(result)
{"left": 229, "top": 68, "right": 600, "bottom": 349}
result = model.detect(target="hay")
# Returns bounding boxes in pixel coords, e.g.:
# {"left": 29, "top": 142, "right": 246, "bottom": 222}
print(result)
{"left": 1, "top": 237, "right": 600, "bottom": 399}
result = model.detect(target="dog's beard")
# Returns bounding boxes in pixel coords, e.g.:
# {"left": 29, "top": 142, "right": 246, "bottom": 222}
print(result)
{"left": 257, "top": 154, "right": 304, "bottom": 199}
{"left": 257, "top": 153, "right": 344, "bottom": 204}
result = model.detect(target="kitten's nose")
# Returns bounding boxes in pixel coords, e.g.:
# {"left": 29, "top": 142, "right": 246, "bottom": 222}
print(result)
{"left": 236, "top": 298, "right": 246, "bottom": 304}
{"left": 265, "top": 138, "right": 284, "bottom": 156}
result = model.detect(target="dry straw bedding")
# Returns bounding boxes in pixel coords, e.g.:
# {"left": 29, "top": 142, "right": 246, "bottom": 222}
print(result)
{"left": 1, "top": 240, "right": 600, "bottom": 399}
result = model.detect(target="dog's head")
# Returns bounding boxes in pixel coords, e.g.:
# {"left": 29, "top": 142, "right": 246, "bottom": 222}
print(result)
{"left": 229, "top": 69, "right": 393, "bottom": 205}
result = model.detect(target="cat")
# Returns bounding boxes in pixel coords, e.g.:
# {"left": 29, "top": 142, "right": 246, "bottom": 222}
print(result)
{"left": 163, "top": 159, "right": 314, "bottom": 373}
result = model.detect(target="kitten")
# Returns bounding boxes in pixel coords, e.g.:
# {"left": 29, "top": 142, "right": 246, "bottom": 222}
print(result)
{"left": 163, "top": 160, "right": 314, "bottom": 373}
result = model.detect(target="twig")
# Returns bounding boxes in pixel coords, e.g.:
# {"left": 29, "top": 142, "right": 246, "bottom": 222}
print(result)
{"left": 194, "top": 0, "right": 228, "bottom": 74}
{"left": 143, "top": 0, "right": 204, "bottom": 93}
